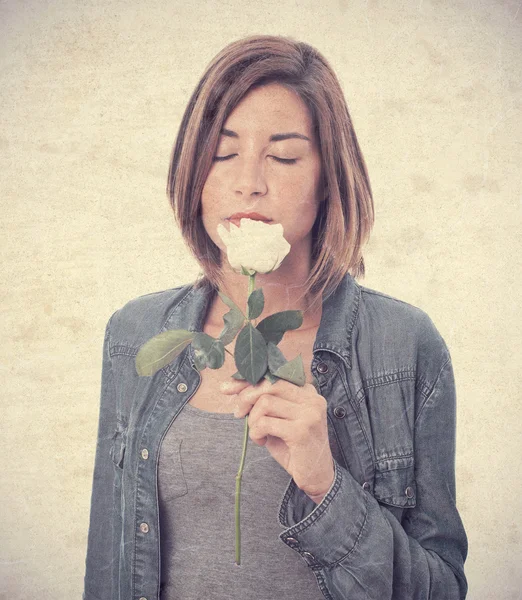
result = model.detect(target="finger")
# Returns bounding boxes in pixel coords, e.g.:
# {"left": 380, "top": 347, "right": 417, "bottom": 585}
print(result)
{"left": 234, "top": 382, "right": 279, "bottom": 417}
{"left": 240, "top": 393, "right": 298, "bottom": 421}
{"left": 238, "top": 381, "right": 321, "bottom": 417}
{"left": 253, "top": 379, "right": 315, "bottom": 404}
{"left": 219, "top": 379, "right": 251, "bottom": 395}
{"left": 248, "top": 414, "right": 294, "bottom": 445}
{"left": 219, "top": 375, "right": 274, "bottom": 394}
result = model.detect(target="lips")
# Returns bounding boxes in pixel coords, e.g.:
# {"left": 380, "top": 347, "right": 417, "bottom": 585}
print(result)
{"left": 228, "top": 212, "right": 272, "bottom": 222}
{"left": 227, "top": 212, "right": 272, "bottom": 227}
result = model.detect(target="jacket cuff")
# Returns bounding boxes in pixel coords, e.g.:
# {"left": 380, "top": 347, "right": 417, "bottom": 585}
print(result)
{"left": 278, "top": 459, "right": 368, "bottom": 567}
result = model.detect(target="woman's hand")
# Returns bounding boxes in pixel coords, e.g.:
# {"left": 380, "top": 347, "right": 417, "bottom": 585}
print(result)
{"left": 220, "top": 377, "right": 335, "bottom": 502}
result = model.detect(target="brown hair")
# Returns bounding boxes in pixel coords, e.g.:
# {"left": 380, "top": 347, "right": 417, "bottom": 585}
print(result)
{"left": 166, "top": 34, "right": 374, "bottom": 314}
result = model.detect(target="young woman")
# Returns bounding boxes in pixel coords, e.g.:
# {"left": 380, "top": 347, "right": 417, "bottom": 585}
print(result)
{"left": 83, "top": 34, "right": 468, "bottom": 600}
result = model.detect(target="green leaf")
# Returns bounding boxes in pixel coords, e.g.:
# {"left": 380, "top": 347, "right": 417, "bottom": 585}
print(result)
{"left": 234, "top": 322, "right": 268, "bottom": 385}
{"left": 135, "top": 330, "right": 194, "bottom": 377}
{"left": 273, "top": 353, "right": 306, "bottom": 387}
{"left": 193, "top": 350, "right": 207, "bottom": 372}
{"left": 216, "top": 291, "right": 246, "bottom": 344}
{"left": 267, "top": 341, "right": 305, "bottom": 386}
{"left": 255, "top": 310, "right": 304, "bottom": 345}
{"left": 231, "top": 371, "right": 247, "bottom": 380}
{"left": 247, "top": 287, "right": 264, "bottom": 320}
{"left": 266, "top": 341, "right": 288, "bottom": 374}
{"left": 219, "top": 306, "right": 245, "bottom": 345}
{"left": 217, "top": 291, "right": 245, "bottom": 317}
{"left": 192, "top": 332, "right": 226, "bottom": 369}
{"left": 263, "top": 370, "right": 278, "bottom": 384}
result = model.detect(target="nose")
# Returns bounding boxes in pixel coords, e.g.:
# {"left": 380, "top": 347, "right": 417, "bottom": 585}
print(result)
{"left": 233, "top": 156, "right": 268, "bottom": 198}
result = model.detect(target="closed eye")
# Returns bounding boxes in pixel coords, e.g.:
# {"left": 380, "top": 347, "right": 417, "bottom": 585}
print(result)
{"left": 213, "top": 154, "right": 298, "bottom": 164}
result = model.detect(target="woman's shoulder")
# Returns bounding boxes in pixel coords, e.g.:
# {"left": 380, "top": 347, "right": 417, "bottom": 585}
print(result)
{"left": 355, "top": 282, "right": 451, "bottom": 370}
{"left": 357, "top": 282, "right": 442, "bottom": 332}
{"left": 103, "top": 282, "right": 195, "bottom": 349}
{"left": 357, "top": 282, "right": 427, "bottom": 316}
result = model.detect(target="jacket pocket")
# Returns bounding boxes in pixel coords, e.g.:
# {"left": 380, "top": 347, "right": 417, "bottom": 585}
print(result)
{"left": 373, "top": 455, "right": 417, "bottom": 508}
{"left": 109, "top": 422, "right": 127, "bottom": 470}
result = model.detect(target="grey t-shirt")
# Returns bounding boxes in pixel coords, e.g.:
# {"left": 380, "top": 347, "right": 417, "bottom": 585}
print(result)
{"left": 158, "top": 402, "right": 326, "bottom": 599}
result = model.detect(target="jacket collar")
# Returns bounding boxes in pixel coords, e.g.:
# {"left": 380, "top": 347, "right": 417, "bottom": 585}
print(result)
{"left": 163, "top": 272, "right": 360, "bottom": 370}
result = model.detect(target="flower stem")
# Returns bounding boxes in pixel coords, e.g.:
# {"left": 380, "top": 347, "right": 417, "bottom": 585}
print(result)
{"left": 235, "top": 410, "right": 250, "bottom": 565}
{"left": 235, "top": 272, "right": 256, "bottom": 565}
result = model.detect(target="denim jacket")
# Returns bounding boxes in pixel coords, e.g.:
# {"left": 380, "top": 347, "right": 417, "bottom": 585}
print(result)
{"left": 83, "top": 272, "right": 468, "bottom": 599}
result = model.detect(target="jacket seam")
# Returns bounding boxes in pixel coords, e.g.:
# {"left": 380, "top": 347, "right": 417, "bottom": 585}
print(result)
{"left": 132, "top": 373, "right": 174, "bottom": 597}
{"left": 359, "top": 286, "right": 425, "bottom": 311}
{"left": 416, "top": 373, "right": 434, "bottom": 400}
{"left": 346, "top": 280, "right": 362, "bottom": 369}
{"left": 161, "top": 285, "right": 198, "bottom": 332}
{"left": 110, "top": 345, "right": 139, "bottom": 357}
{"left": 334, "top": 363, "right": 376, "bottom": 465}
{"left": 332, "top": 490, "right": 370, "bottom": 565}
{"left": 414, "top": 355, "right": 451, "bottom": 426}
{"left": 352, "top": 368, "right": 417, "bottom": 407}
{"left": 375, "top": 458, "right": 414, "bottom": 471}
{"left": 364, "top": 370, "right": 416, "bottom": 390}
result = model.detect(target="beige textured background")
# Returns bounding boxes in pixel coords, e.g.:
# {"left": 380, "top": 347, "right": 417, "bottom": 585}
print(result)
{"left": 1, "top": 0, "right": 521, "bottom": 598}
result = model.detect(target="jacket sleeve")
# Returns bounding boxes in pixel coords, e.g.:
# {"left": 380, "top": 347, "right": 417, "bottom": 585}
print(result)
{"left": 83, "top": 313, "right": 123, "bottom": 600}
{"left": 278, "top": 354, "right": 468, "bottom": 599}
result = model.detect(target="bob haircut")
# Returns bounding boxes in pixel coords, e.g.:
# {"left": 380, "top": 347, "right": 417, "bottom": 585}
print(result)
{"left": 166, "top": 34, "right": 374, "bottom": 314}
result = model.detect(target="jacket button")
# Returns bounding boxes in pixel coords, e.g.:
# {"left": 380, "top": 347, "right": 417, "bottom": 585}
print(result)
{"left": 317, "top": 362, "right": 329, "bottom": 374}
{"left": 333, "top": 406, "right": 346, "bottom": 418}
{"left": 302, "top": 551, "right": 315, "bottom": 562}
{"left": 286, "top": 537, "right": 298, "bottom": 544}
{"left": 139, "top": 522, "right": 149, "bottom": 533}
{"left": 139, "top": 597, "right": 147, "bottom": 600}
{"left": 362, "top": 481, "right": 371, "bottom": 491}
{"left": 141, "top": 449, "right": 149, "bottom": 460}
{"left": 405, "top": 486, "right": 414, "bottom": 498}
{"left": 177, "top": 382, "right": 188, "bottom": 392}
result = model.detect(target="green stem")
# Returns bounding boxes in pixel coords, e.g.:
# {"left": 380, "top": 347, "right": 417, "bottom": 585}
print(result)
{"left": 235, "top": 272, "right": 256, "bottom": 565}
{"left": 235, "top": 409, "right": 250, "bottom": 565}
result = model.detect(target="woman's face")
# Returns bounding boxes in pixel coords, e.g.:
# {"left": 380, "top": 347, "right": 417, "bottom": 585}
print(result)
{"left": 201, "top": 82, "right": 324, "bottom": 261}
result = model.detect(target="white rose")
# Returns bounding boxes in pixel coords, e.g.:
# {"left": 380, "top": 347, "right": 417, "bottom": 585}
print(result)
{"left": 216, "top": 218, "right": 291, "bottom": 275}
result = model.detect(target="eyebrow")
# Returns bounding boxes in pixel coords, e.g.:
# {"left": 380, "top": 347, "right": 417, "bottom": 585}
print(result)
{"left": 220, "top": 128, "right": 311, "bottom": 143}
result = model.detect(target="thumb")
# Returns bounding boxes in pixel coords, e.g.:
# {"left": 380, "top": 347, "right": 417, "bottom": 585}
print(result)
{"left": 219, "top": 378, "right": 249, "bottom": 394}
